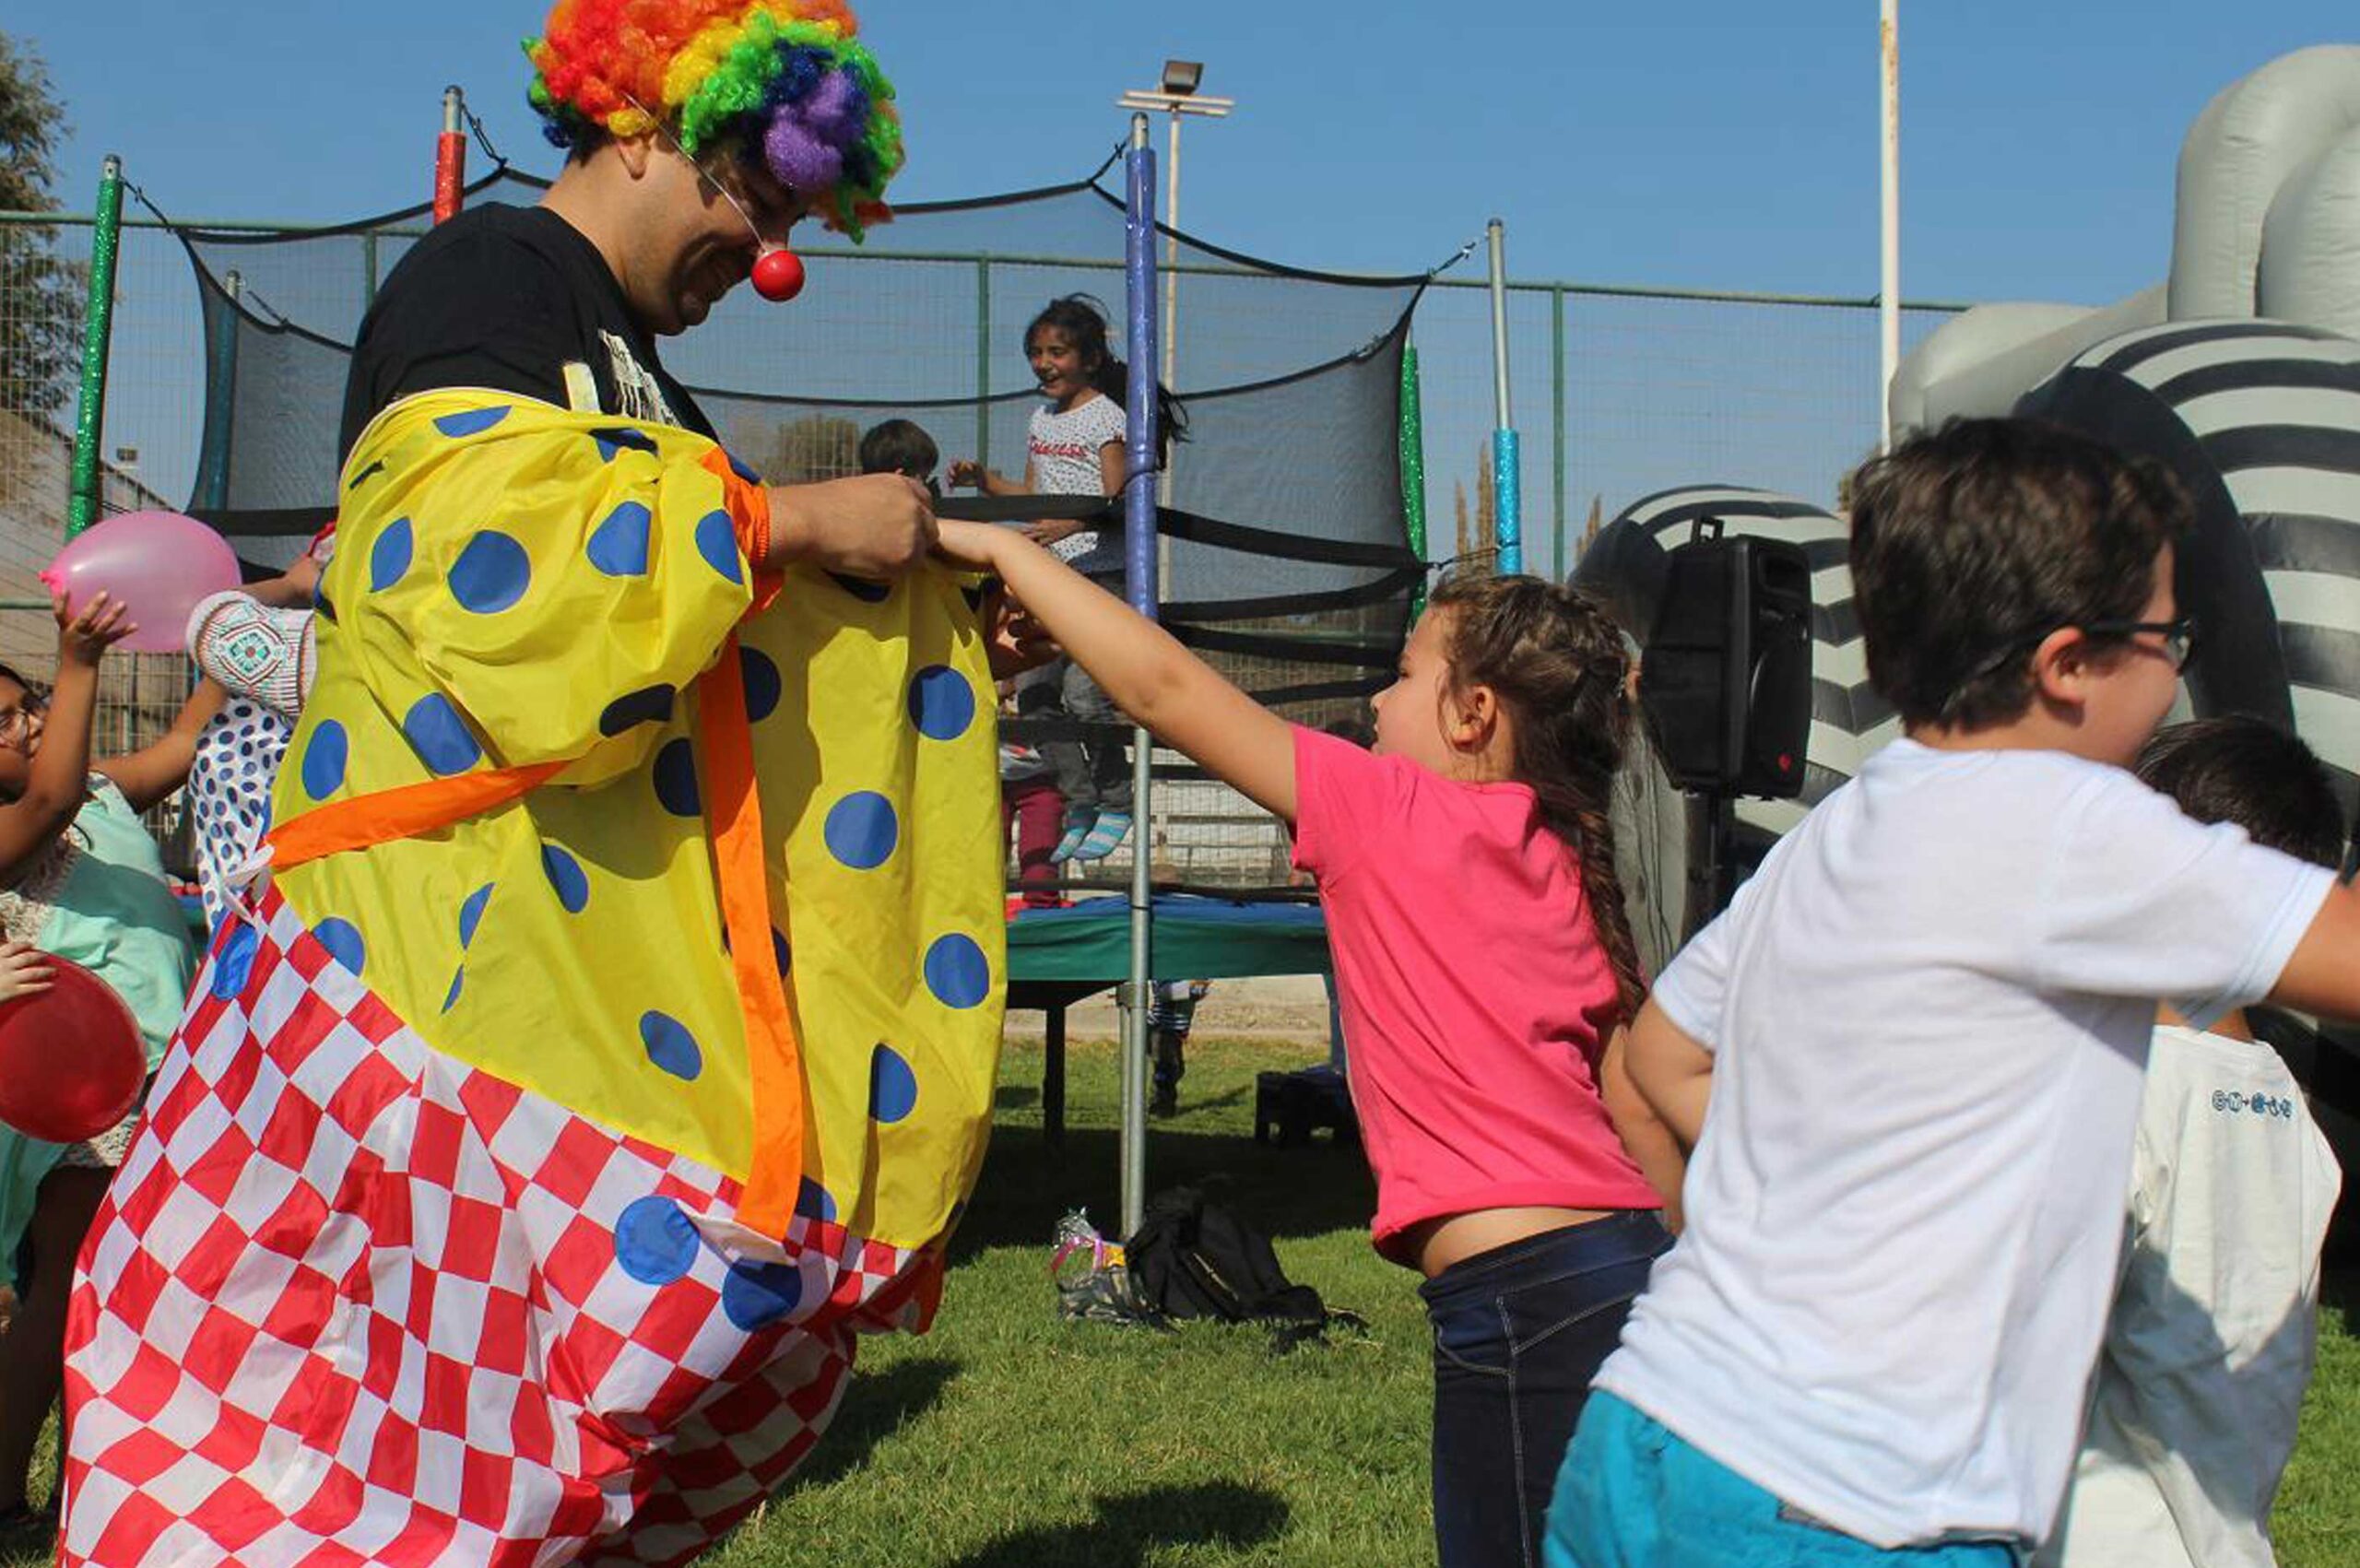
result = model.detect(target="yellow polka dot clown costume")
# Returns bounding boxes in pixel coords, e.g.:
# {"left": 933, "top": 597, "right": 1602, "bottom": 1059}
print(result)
{"left": 60, "top": 8, "right": 1004, "bottom": 1564}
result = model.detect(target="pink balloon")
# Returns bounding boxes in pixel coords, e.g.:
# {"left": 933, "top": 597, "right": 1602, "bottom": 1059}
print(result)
{"left": 41, "top": 511, "right": 243, "bottom": 654}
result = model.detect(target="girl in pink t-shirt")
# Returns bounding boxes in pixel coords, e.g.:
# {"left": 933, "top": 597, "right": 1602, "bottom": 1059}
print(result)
{"left": 935, "top": 522, "right": 1682, "bottom": 1568}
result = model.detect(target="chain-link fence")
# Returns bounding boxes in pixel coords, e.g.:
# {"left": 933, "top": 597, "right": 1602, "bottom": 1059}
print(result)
{"left": 0, "top": 197, "right": 1966, "bottom": 888}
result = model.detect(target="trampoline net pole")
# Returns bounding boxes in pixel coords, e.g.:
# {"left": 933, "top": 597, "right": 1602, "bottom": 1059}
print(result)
{"left": 1119, "top": 115, "right": 1161, "bottom": 1239}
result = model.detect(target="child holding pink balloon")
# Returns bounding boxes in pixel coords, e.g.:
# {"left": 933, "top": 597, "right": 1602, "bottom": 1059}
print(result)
{"left": 0, "top": 589, "right": 215, "bottom": 1531}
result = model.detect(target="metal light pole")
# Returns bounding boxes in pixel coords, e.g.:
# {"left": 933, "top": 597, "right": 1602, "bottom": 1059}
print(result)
{"left": 1119, "top": 60, "right": 1234, "bottom": 508}
{"left": 1880, "top": 0, "right": 1901, "bottom": 451}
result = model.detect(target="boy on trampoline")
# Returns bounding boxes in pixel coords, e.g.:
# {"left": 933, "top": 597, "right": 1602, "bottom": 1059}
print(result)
{"left": 1547, "top": 419, "right": 2360, "bottom": 1566}
{"left": 933, "top": 518, "right": 1686, "bottom": 1568}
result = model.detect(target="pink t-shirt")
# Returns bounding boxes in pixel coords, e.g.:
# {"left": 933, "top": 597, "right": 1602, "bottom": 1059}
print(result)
{"left": 1292, "top": 726, "right": 1662, "bottom": 1263}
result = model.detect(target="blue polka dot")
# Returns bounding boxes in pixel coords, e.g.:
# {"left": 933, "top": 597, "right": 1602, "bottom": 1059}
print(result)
{"left": 543, "top": 845, "right": 589, "bottom": 914}
{"left": 449, "top": 531, "right": 532, "bottom": 614}
{"left": 404, "top": 694, "right": 481, "bottom": 776}
{"left": 721, "top": 1259, "right": 803, "bottom": 1330}
{"left": 313, "top": 918, "right": 365, "bottom": 976}
{"left": 587, "top": 501, "right": 653, "bottom": 576}
{"left": 696, "top": 510, "right": 743, "bottom": 585}
{"left": 923, "top": 933, "right": 991, "bottom": 1010}
{"left": 599, "top": 684, "right": 676, "bottom": 737}
{"left": 371, "top": 518, "right": 413, "bottom": 592}
{"left": 442, "top": 968, "right": 465, "bottom": 1012}
{"left": 613, "top": 1196, "right": 700, "bottom": 1286}
{"left": 653, "top": 739, "right": 700, "bottom": 817}
{"left": 822, "top": 792, "right": 898, "bottom": 870}
{"left": 433, "top": 406, "right": 512, "bottom": 438}
{"left": 828, "top": 572, "right": 891, "bottom": 604}
{"left": 590, "top": 427, "right": 659, "bottom": 463}
{"left": 300, "top": 721, "right": 348, "bottom": 800}
{"left": 869, "top": 1043, "right": 919, "bottom": 1123}
{"left": 739, "top": 647, "right": 781, "bottom": 723}
{"left": 641, "top": 1011, "right": 702, "bottom": 1080}
{"left": 211, "top": 923, "right": 258, "bottom": 1000}
{"left": 907, "top": 666, "right": 976, "bottom": 741}
{"left": 457, "top": 883, "right": 493, "bottom": 948}
{"left": 796, "top": 1177, "right": 838, "bottom": 1224}
{"left": 772, "top": 926, "right": 792, "bottom": 975}
{"left": 726, "top": 453, "right": 761, "bottom": 487}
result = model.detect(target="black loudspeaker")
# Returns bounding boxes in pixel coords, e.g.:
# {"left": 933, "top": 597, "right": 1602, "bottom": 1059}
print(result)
{"left": 1638, "top": 519, "right": 1812, "bottom": 800}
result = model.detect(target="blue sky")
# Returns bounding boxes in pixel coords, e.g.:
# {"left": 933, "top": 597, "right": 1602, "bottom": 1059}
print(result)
{"left": 24, "top": 0, "right": 2349, "bottom": 302}
{"left": 17, "top": 3, "right": 2360, "bottom": 552}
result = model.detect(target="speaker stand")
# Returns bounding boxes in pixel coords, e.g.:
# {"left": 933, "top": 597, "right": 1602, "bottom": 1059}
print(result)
{"left": 1682, "top": 790, "right": 1739, "bottom": 941}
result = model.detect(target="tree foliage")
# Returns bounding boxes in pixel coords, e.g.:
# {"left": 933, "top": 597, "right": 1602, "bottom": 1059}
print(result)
{"left": 737, "top": 412, "right": 864, "bottom": 485}
{"left": 0, "top": 31, "right": 83, "bottom": 424}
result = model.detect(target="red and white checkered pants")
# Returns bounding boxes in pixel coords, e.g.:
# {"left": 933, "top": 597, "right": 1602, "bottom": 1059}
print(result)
{"left": 61, "top": 890, "right": 937, "bottom": 1566}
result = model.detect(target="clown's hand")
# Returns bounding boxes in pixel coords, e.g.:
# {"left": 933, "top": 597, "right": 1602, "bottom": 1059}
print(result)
{"left": 765, "top": 474, "right": 937, "bottom": 580}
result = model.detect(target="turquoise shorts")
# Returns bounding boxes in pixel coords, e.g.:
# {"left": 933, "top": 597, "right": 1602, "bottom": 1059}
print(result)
{"left": 1543, "top": 1391, "right": 2024, "bottom": 1567}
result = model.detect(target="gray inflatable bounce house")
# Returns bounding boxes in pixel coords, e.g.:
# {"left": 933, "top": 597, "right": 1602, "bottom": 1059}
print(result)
{"left": 1898, "top": 43, "right": 2360, "bottom": 822}
{"left": 1587, "top": 45, "right": 2360, "bottom": 1143}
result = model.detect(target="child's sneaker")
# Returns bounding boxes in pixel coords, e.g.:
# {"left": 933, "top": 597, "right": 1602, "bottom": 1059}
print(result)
{"left": 1048, "top": 808, "right": 1096, "bottom": 866}
{"left": 1071, "top": 810, "right": 1132, "bottom": 862}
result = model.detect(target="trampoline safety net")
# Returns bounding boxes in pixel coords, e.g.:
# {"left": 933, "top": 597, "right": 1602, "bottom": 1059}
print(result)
{"left": 175, "top": 157, "right": 1441, "bottom": 892}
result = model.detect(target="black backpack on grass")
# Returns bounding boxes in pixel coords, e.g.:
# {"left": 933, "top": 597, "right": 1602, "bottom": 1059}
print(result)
{"left": 1125, "top": 1186, "right": 1344, "bottom": 1348}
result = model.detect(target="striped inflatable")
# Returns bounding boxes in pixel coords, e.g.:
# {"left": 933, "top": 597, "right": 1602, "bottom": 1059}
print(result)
{"left": 2018, "top": 318, "right": 2360, "bottom": 836}
{"left": 1575, "top": 485, "right": 1899, "bottom": 841}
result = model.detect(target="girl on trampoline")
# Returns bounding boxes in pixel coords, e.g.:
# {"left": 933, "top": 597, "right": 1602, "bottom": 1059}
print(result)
{"left": 933, "top": 518, "right": 1684, "bottom": 1568}
{"left": 950, "top": 295, "right": 1184, "bottom": 866}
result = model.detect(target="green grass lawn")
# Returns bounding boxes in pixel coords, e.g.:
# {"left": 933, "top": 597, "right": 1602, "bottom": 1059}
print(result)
{"left": 9, "top": 1033, "right": 2360, "bottom": 1565}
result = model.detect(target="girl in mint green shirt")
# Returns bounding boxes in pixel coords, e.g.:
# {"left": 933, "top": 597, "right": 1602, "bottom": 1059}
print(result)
{"left": 0, "top": 590, "right": 218, "bottom": 1526}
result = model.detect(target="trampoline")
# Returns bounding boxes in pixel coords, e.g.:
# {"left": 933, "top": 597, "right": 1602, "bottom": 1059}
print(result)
{"left": 1008, "top": 895, "right": 1332, "bottom": 1143}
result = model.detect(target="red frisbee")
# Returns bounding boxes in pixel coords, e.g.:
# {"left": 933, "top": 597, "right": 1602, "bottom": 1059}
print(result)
{"left": 0, "top": 956, "right": 145, "bottom": 1144}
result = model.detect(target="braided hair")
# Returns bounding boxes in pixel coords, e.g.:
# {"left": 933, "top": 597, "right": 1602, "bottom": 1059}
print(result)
{"left": 1424, "top": 574, "right": 1647, "bottom": 1023}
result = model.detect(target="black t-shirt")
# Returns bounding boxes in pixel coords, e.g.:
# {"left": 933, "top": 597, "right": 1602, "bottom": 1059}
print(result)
{"left": 337, "top": 204, "right": 714, "bottom": 459}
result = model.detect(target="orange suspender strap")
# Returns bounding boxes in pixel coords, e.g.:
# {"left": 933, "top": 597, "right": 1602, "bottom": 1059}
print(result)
{"left": 267, "top": 455, "right": 807, "bottom": 1237}
{"left": 266, "top": 762, "right": 567, "bottom": 868}
{"left": 263, "top": 681, "right": 808, "bottom": 1238}
{"left": 695, "top": 638, "right": 805, "bottom": 1237}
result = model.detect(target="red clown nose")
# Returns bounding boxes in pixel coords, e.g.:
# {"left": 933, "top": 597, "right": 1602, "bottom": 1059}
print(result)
{"left": 751, "top": 248, "right": 806, "bottom": 302}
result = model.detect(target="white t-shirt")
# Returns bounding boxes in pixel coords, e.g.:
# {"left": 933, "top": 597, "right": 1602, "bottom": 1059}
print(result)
{"left": 1026, "top": 395, "right": 1127, "bottom": 575}
{"left": 1598, "top": 739, "right": 2335, "bottom": 1550}
{"left": 2040, "top": 1022, "right": 2341, "bottom": 1568}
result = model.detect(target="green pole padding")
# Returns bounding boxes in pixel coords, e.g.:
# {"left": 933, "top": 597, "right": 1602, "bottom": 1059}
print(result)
{"left": 195, "top": 272, "right": 242, "bottom": 514}
{"left": 66, "top": 155, "right": 124, "bottom": 536}
{"left": 974, "top": 256, "right": 993, "bottom": 475}
{"left": 1399, "top": 345, "right": 1429, "bottom": 617}
{"left": 1552, "top": 285, "right": 1567, "bottom": 577}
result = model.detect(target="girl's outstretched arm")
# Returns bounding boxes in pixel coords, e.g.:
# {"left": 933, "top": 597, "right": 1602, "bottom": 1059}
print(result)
{"left": 0, "top": 593, "right": 132, "bottom": 879}
{"left": 98, "top": 677, "right": 226, "bottom": 813}
{"left": 938, "top": 520, "right": 1298, "bottom": 823}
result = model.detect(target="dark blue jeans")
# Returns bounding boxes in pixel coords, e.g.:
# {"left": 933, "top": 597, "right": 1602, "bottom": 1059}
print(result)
{"left": 1420, "top": 1211, "right": 1674, "bottom": 1568}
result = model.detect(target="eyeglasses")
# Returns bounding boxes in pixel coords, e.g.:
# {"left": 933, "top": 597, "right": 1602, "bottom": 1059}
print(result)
{"left": 2081, "top": 616, "right": 2200, "bottom": 671}
{"left": 0, "top": 693, "right": 46, "bottom": 750}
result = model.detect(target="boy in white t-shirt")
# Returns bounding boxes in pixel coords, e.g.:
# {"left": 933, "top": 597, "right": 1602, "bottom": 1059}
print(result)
{"left": 2040, "top": 715, "right": 2345, "bottom": 1568}
{"left": 1543, "top": 418, "right": 2360, "bottom": 1565}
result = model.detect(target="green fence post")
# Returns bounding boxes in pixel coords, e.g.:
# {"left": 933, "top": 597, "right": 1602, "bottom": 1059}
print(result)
{"left": 974, "top": 255, "right": 992, "bottom": 470}
{"left": 1399, "top": 344, "right": 1429, "bottom": 618}
{"left": 1552, "top": 284, "right": 1567, "bottom": 578}
{"left": 195, "top": 271, "right": 242, "bottom": 513}
{"left": 65, "top": 155, "right": 125, "bottom": 536}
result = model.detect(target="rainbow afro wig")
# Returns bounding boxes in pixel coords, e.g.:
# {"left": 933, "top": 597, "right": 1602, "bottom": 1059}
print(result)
{"left": 526, "top": 0, "right": 903, "bottom": 238}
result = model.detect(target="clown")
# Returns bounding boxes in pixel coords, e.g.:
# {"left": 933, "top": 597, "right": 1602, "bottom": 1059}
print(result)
{"left": 60, "top": 6, "right": 1029, "bottom": 1563}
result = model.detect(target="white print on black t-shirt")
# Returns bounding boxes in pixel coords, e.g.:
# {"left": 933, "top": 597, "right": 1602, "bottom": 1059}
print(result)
{"left": 600, "top": 330, "right": 678, "bottom": 426}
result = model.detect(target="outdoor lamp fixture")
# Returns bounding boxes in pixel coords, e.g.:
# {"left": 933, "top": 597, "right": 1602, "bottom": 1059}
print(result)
{"left": 1161, "top": 59, "right": 1203, "bottom": 96}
